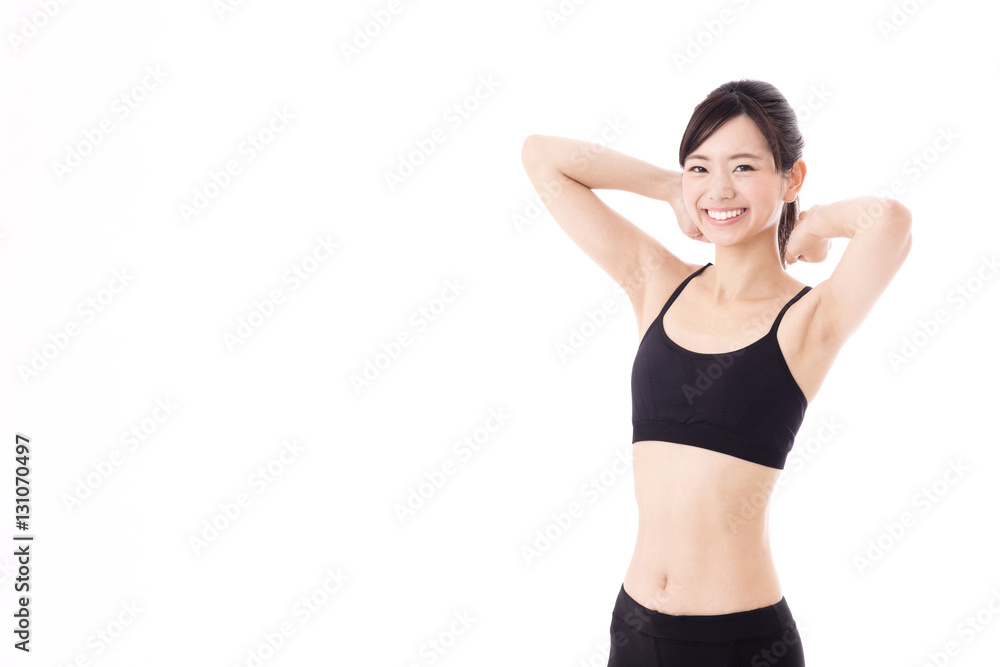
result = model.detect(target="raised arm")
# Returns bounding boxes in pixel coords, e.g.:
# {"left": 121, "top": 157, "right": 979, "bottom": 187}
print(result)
{"left": 787, "top": 196, "right": 913, "bottom": 350}
{"left": 519, "top": 134, "right": 696, "bottom": 309}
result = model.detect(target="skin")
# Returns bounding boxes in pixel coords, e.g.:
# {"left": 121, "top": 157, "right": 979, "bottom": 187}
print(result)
{"left": 520, "top": 114, "right": 912, "bottom": 616}
{"left": 627, "top": 115, "right": 815, "bottom": 615}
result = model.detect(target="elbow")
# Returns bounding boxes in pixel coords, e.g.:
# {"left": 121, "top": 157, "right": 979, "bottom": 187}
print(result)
{"left": 882, "top": 198, "right": 912, "bottom": 232}
{"left": 521, "top": 134, "right": 539, "bottom": 167}
{"left": 521, "top": 134, "right": 551, "bottom": 167}
{"left": 882, "top": 198, "right": 913, "bottom": 260}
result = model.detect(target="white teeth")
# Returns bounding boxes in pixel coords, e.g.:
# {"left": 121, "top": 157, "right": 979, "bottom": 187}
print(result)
{"left": 705, "top": 208, "right": 745, "bottom": 220}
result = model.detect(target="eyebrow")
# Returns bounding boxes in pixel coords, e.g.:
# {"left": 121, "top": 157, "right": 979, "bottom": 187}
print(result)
{"left": 686, "top": 152, "right": 765, "bottom": 161}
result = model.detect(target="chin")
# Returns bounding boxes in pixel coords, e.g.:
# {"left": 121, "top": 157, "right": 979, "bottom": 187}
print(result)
{"left": 699, "top": 233, "right": 739, "bottom": 247}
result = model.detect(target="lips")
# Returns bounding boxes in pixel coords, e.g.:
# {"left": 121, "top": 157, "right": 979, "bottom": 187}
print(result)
{"left": 702, "top": 208, "right": 747, "bottom": 226}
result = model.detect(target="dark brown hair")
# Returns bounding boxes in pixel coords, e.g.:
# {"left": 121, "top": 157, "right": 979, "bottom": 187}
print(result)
{"left": 678, "top": 79, "right": 804, "bottom": 268}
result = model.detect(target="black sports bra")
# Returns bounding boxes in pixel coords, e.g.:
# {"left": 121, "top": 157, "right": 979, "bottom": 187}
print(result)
{"left": 631, "top": 262, "right": 811, "bottom": 470}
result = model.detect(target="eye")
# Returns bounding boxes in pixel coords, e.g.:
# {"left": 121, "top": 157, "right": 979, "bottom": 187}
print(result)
{"left": 735, "top": 164, "right": 754, "bottom": 172}
{"left": 688, "top": 166, "right": 706, "bottom": 173}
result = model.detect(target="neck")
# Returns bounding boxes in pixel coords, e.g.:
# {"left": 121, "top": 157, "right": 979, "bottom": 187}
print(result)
{"left": 707, "top": 231, "right": 787, "bottom": 303}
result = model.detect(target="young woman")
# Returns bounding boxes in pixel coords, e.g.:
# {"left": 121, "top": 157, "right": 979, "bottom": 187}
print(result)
{"left": 520, "top": 80, "right": 912, "bottom": 666}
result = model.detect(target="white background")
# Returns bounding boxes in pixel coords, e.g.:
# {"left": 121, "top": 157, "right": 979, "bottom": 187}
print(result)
{"left": 2, "top": 0, "right": 998, "bottom": 665}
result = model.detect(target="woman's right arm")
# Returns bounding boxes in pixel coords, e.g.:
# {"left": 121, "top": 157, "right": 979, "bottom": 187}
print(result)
{"left": 519, "top": 134, "right": 697, "bottom": 308}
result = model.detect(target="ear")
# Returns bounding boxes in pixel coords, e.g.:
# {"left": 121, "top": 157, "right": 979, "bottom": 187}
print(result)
{"left": 782, "top": 159, "right": 806, "bottom": 202}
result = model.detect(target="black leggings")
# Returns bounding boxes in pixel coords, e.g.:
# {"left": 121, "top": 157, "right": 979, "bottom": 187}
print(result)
{"left": 607, "top": 584, "right": 806, "bottom": 666}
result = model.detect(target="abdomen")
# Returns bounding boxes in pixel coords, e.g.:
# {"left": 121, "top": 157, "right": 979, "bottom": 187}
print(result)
{"left": 624, "top": 440, "right": 785, "bottom": 615}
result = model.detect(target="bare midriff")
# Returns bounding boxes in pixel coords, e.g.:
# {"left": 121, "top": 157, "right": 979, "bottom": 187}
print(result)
{"left": 623, "top": 438, "right": 784, "bottom": 616}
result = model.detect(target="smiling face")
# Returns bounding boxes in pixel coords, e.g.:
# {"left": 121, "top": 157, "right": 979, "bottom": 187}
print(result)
{"left": 681, "top": 114, "right": 796, "bottom": 247}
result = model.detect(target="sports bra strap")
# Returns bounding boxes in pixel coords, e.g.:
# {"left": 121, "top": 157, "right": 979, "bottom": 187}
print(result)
{"left": 768, "top": 286, "right": 812, "bottom": 335}
{"left": 659, "top": 263, "right": 811, "bottom": 337}
{"left": 660, "top": 262, "right": 712, "bottom": 316}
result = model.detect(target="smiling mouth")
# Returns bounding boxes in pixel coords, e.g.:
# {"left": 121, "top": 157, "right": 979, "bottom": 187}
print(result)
{"left": 703, "top": 208, "right": 747, "bottom": 224}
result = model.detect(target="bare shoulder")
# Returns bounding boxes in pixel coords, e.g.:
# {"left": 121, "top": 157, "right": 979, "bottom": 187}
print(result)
{"left": 627, "top": 244, "right": 703, "bottom": 338}
{"left": 775, "top": 282, "right": 841, "bottom": 405}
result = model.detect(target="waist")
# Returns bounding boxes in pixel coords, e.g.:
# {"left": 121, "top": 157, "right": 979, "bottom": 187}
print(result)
{"left": 631, "top": 440, "right": 781, "bottom": 533}
{"left": 612, "top": 583, "right": 797, "bottom": 642}
{"left": 624, "top": 543, "right": 781, "bottom": 615}
{"left": 628, "top": 440, "right": 782, "bottom": 613}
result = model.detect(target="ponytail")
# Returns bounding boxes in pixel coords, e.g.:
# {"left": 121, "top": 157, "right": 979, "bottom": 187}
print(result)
{"left": 778, "top": 196, "right": 798, "bottom": 269}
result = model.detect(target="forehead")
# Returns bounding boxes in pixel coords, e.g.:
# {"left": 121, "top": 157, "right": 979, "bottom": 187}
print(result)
{"left": 688, "top": 115, "right": 771, "bottom": 160}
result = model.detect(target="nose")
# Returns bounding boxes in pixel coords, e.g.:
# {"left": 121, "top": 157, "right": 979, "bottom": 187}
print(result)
{"left": 705, "top": 171, "right": 735, "bottom": 202}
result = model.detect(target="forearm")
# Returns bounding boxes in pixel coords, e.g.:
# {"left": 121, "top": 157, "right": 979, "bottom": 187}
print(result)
{"left": 521, "top": 134, "right": 680, "bottom": 202}
{"left": 808, "top": 196, "right": 912, "bottom": 239}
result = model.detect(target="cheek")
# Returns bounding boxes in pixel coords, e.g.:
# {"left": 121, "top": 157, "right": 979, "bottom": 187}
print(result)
{"left": 739, "top": 180, "right": 773, "bottom": 205}
{"left": 734, "top": 181, "right": 782, "bottom": 226}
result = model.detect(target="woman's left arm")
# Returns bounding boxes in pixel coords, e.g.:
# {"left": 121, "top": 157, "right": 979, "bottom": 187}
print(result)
{"left": 785, "top": 195, "right": 913, "bottom": 349}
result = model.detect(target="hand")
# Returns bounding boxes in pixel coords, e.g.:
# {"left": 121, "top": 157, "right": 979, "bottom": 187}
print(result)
{"left": 785, "top": 204, "right": 831, "bottom": 264}
{"left": 671, "top": 200, "right": 709, "bottom": 244}
{"left": 662, "top": 170, "right": 709, "bottom": 244}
